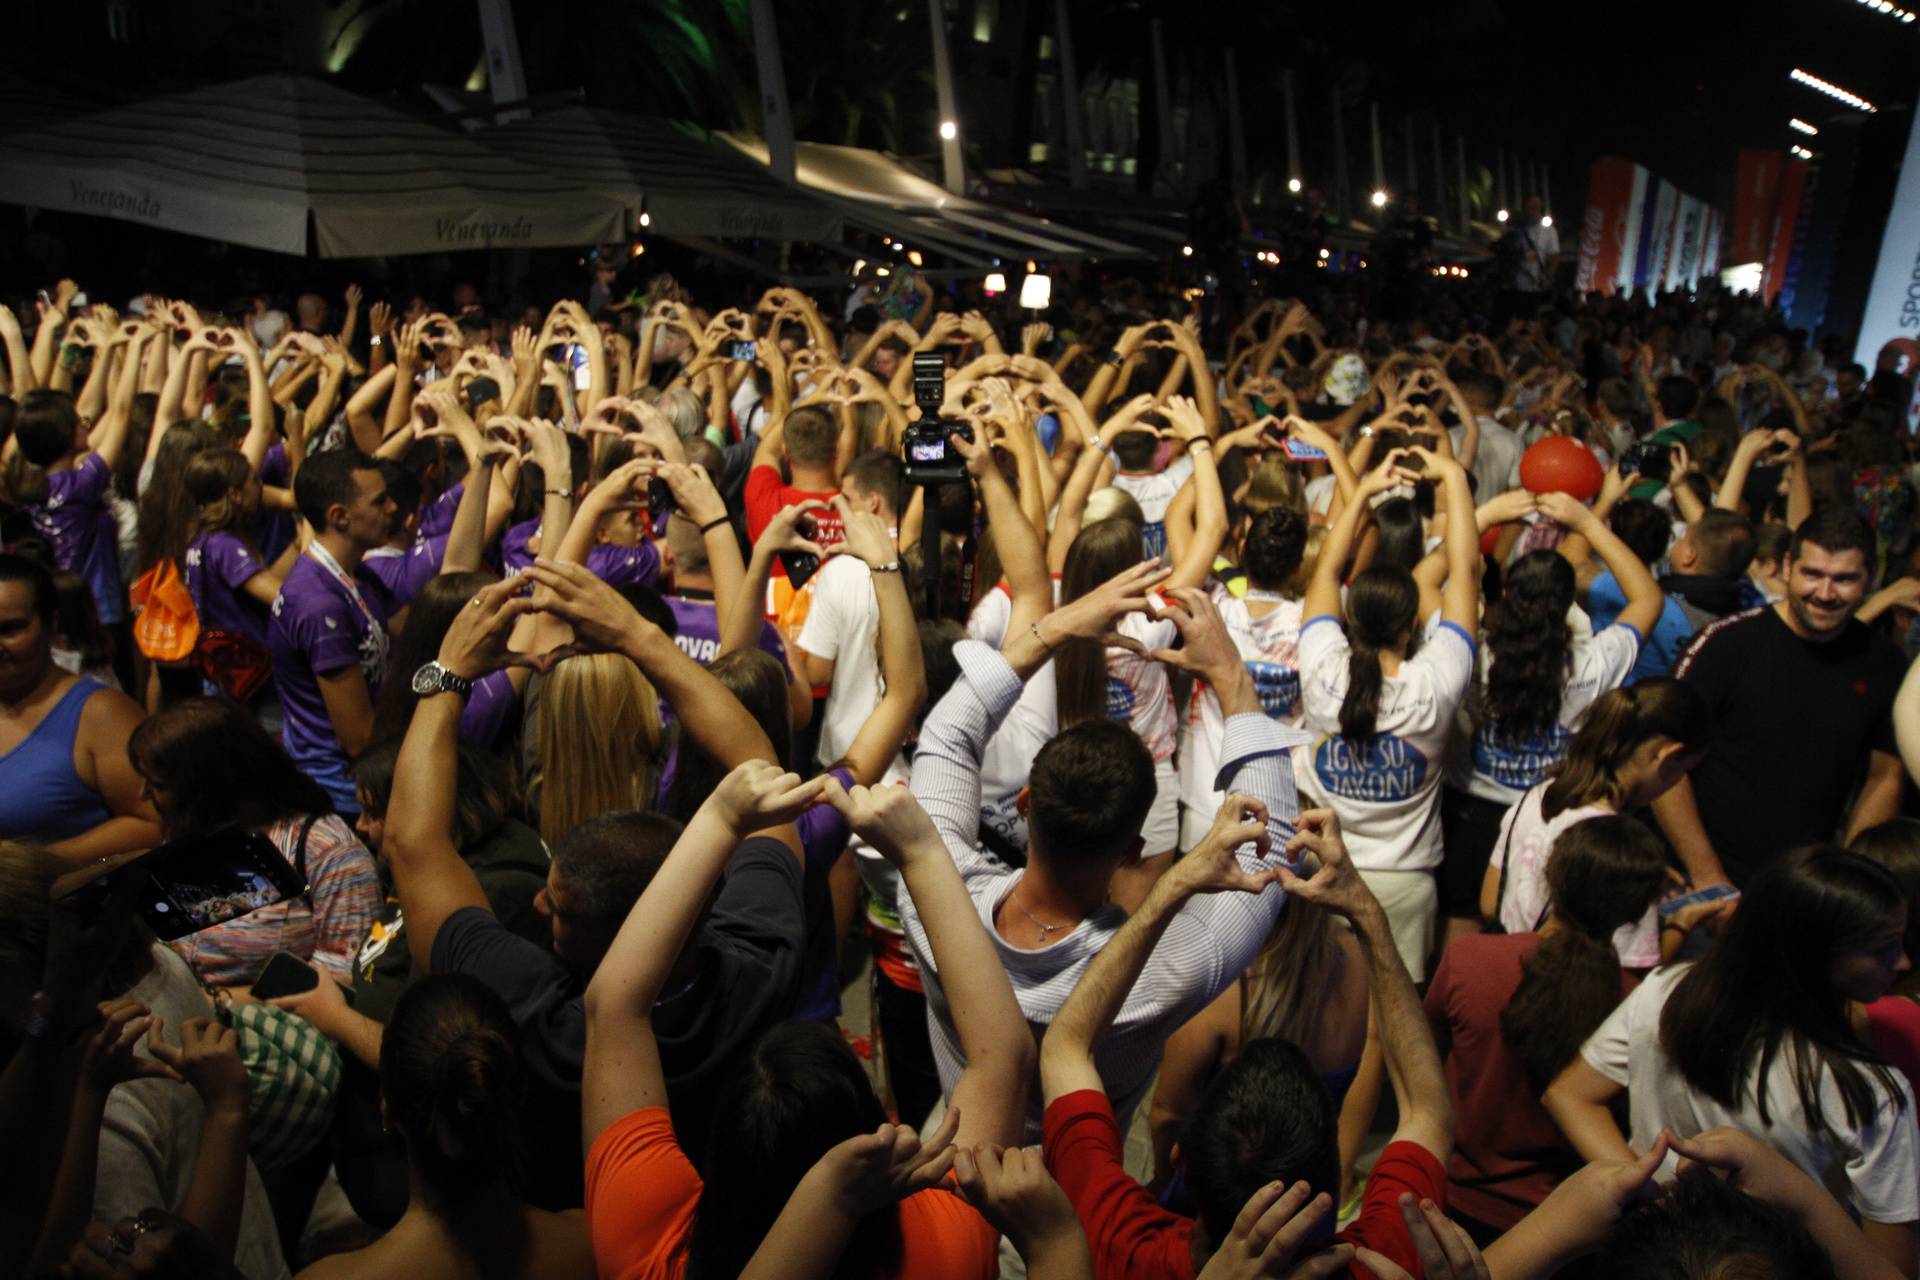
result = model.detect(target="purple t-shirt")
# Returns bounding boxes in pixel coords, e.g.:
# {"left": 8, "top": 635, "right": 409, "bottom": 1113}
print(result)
{"left": 31, "top": 453, "right": 123, "bottom": 623}
{"left": 269, "top": 553, "right": 392, "bottom": 808}
{"left": 255, "top": 443, "right": 295, "bottom": 565}
{"left": 460, "top": 669, "right": 519, "bottom": 751}
{"left": 666, "top": 591, "right": 789, "bottom": 667}
{"left": 501, "top": 518, "right": 661, "bottom": 588}
{"left": 416, "top": 483, "right": 463, "bottom": 541}
{"left": 361, "top": 535, "right": 444, "bottom": 612}
{"left": 184, "top": 530, "right": 270, "bottom": 645}
{"left": 794, "top": 766, "right": 855, "bottom": 1022}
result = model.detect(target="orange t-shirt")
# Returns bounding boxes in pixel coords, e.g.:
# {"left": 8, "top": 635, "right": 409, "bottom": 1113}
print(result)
{"left": 586, "top": 1107, "right": 1001, "bottom": 1280}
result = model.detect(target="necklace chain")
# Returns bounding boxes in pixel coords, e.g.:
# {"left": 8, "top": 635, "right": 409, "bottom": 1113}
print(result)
{"left": 1013, "top": 892, "right": 1071, "bottom": 939}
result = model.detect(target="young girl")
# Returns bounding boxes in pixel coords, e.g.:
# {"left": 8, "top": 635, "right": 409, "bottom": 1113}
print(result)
{"left": 1427, "top": 816, "right": 1668, "bottom": 1239}
{"left": 1298, "top": 445, "right": 1479, "bottom": 981}
{"left": 1854, "top": 818, "right": 1920, "bottom": 1123}
{"left": 1480, "top": 678, "right": 1709, "bottom": 967}
{"left": 1546, "top": 846, "right": 1918, "bottom": 1274}
{"left": 182, "top": 448, "right": 283, "bottom": 650}
{"left": 1441, "top": 495, "right": 1664, "bottom": 935}
{"left": 1174, "top": 506, "right": 1311, "bottom": 854}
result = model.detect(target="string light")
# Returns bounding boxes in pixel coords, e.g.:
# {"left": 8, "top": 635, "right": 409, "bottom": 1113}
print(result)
{"left": 1288, "top": 178, "right": 1303, "bottom": 194}
{"left": 1370, "top": 190, "right": 1389, "bottom": 208}
{"left": 1790, "top": 144, "right": 1815, "bottom": 160}
{"left": 1851, "top": 0, "right": 1918, "bottom": 22}
{"left": 1789, "top": 118, "right": 1819, "bottom": 136}
{"left": 1789, "top": 68, "right": 1877, "bottom": 112}
{"left": 1496, "top": 209, "right": 1510, "bottom": 223}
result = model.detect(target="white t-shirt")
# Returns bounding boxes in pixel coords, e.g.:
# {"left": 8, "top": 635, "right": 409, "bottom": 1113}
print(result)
{"left": 1583, "top": 963, "right": 1920, "bottom": 1224}
{"left": 797, "top": 554, "right": 880, "bottom": 768}
{"left": 1486, "top": 785, "right": 1656, "bottom": 967}
{"left": 1463, "top": 416, "right": 1523, "bottom": 500}
{"left": 1449, "top": 617, "right": 1642, "bottom": 807}
{"left": 1109, "top": 611, "right": 1179, "bottom": 762}
{"left": 1112, "top": 454, "right": 1193, "bottom": 560}
{"left": 1296, "top": 614, "right": 1476, "bottom": 871}
{"left": 108, "top": 945, "right": 288, "bottom": 1279}
{"left": 1180, "top": 586, "right": 1306, "bottom": 820}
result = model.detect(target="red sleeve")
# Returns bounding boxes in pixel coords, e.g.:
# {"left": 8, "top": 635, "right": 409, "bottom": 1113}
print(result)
{"left": 1042, "top": 1090, "right": 1198, "bottom": 1280}
{"left": 744, "top": 465, "right": 784, "bottom": 544}
{"left": 895, "top": 1186, "right": 1002, "bottom": 1279}
{"left": 584, "top": 1107, "right": 700, "bottom": 1280}
{"left": 1337, "top": 1140, "right": 1448, "bottom": 1277}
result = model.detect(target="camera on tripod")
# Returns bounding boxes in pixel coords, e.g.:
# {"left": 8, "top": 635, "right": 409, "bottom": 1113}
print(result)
{"left": 902, "top": 352, "right": 972, "bottom": 485}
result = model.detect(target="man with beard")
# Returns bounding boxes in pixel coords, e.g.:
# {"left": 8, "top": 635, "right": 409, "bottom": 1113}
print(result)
{"left": 1653, "top": 507, "right": 1908, "bottom": 888}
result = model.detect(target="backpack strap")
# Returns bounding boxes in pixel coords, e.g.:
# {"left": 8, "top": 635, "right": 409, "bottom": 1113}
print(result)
{"left": 292, "top": 814, "right": 322, "bottom": 903}
{"left": 1490, "top": 785, "right": 1535, "bottom": 931}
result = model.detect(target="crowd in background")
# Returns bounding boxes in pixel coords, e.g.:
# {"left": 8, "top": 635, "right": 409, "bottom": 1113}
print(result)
{"left": 5, "top": 227, "right": 1920, "bottom": 1280}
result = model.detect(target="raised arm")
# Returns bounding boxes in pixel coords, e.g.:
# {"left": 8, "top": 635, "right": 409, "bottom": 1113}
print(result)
{"left": 1163, "top": 395, "right": 1228, "bottom": 591}
{"left": 0, "top": 305, "right": 32, "bottom": 395}
{"left": 383, "top": 579, "right": 535, "bottom": 971}
{"left": 1305, "top": 453, "right": 1406, "bottom": 621}
{"left": 954, "top": 426, "right": 1051, "bottom": 642}
{"left": 527, "top": 556, "right": 778, "bottom": 778}
{"left": 343, "top": 364, "right": 398, "bottom": 457}
{"left": 1040, "top": 798, "right": 1279, "bottom": 1104}
{"left": 1538, "top": 489, "right": 1661, "bottom": 638}
{"left": 831, "top": 503, "right": 927, "bottom": 785}
{"left": 583, "top": 761, "right": 827, "bottom": 1145}
{"left": 1415, "top": 447, "right": 1480, "bottom": 635}
{"left": 829, "top": 780, "right": 1032, "bottom": 1148}
{"left": 1278, "top": 810, "right": 1453, "bottom": 1162}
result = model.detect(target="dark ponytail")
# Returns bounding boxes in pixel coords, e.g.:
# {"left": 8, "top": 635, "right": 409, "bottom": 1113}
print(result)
{"left": 380, "top": 974, "right": 526, "bottom": 1213}
{"left": 1338, "top": 566, "right": 1418, "bottom": 741}
{"left": 1500, "top": 815, "right": 1668, "bottom": 1090}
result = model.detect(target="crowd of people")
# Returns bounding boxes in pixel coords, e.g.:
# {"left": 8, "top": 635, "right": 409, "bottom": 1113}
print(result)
{"left": 4, "top": 232, "right": 1920, "bottom": 1280}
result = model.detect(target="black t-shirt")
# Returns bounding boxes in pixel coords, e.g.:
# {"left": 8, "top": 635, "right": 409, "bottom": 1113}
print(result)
{"left": 429, "top": 834, "right": 805, "bottom": 1206}
{"left": 1676, "top": 606, "right": 1905, "bottom": 883}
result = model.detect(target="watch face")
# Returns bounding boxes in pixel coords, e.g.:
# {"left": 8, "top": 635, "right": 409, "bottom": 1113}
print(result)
{"left": 411, "top": 662, "right": 443, "bottom": 696}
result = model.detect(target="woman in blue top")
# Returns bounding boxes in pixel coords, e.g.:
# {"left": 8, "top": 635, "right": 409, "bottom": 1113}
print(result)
{"left": 0, "top": 553, "right": 160, "bottom": 860}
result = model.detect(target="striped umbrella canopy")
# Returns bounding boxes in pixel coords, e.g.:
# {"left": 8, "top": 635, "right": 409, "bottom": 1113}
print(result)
{"left": 484, "top": 108, "right": 843, "bottom": 243}
{"left": 0, "top": 74, "right": 628, "bottom": 257}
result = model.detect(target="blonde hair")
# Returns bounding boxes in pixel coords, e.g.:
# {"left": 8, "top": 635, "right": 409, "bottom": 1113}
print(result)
{"left": 1084, "top": 485, "right": 1145, "bottom": 527}
{"left": 1287, "top": 525, "right": 1329, "bottom": 598}
{"left": 1241, "top": 853, "right": 1339, "bottom": 1049}
{"left": 536, "top": 652, "right": 664, "bottom": 848}
{"left": 1242, "top": 460, "right": 1306, "bottom": 518}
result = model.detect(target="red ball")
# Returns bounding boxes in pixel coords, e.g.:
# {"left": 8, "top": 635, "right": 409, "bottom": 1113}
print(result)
{"left": 1519, "top": 436, "right": 1604, "bottom": 502}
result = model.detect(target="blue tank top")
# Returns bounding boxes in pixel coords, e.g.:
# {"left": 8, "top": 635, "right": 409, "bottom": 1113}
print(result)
{"left": 0, "top": 678, "right": 113, "bottom": 843}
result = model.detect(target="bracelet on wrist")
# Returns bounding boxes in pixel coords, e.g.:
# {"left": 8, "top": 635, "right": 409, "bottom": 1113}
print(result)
{"left": 869, "top": 560, "right": 902, "bottom": 574}
{"left": 1104, "top": 349, "right": 1125, "bottom": 368}
{"left": 698, "top": 515, "right": 731, "bottom": 535}
{"left": 1185, "top": 437, "right": 1213, "bottom": 454}
{"left": 1029, "top": 620, "right": 1055, "bottom": 651}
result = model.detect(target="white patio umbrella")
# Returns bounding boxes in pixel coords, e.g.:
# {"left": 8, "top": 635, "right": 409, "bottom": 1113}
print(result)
{"left": 0, "top": 74, "right": 628, "bottom": 257}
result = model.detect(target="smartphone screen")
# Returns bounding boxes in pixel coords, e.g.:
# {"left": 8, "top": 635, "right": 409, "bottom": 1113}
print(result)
{"left": 567, "top": 343, "right": 591, "bottom": 391}
{"left": 82, "top": 829, "right": 306, "bottom": 941}
{"left": 1283, "top": 438, "right": 1328, "bottom": 462}
{"left": 250, "top": 950, "right": 321, "bottom": 1000}
{"left": 728, "top": 340, "right": 757, "bottom": 363}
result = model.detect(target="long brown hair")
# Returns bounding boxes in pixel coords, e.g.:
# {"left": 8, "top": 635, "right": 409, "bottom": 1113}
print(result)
{"left": 1541, "top": 679, "right": 1710, "bottom": 820}
{"left": 135, "top": 420, "right": 217, "bottom": 573}
{"left": 1241, "top": 853, "right": 1340, "bottom": 1050}
{"left": 1056, "top": 516, "right": 1144, "bottom": 729}
{"left": 183, "top": 447, "right": 256, "bottom": 541}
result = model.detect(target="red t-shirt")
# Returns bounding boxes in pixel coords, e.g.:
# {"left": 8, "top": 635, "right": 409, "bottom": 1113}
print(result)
{"left": 586, "top": 1106, "right": 999, "bottom": 1280}
{"left": 1868, "top": 995, "right": 1920, "bottom": 1131}
{"left": 1041, "top": 1089, "right": 1446, "bottom": 1280}
{"left": 1423, "top": 932, "right": 1633, "bottom": 1230}
{"left": 744, "top": 465, "right": 843, "bottom": 549}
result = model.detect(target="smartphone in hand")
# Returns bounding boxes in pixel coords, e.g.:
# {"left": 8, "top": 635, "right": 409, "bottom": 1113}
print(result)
{"left": 250, "top": 950, "right": 321, "bottom": 1001}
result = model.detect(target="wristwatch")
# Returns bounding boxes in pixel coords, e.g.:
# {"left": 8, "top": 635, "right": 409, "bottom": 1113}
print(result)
{"left": 411, "top": 660, "right": 475, "bottom": 698}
